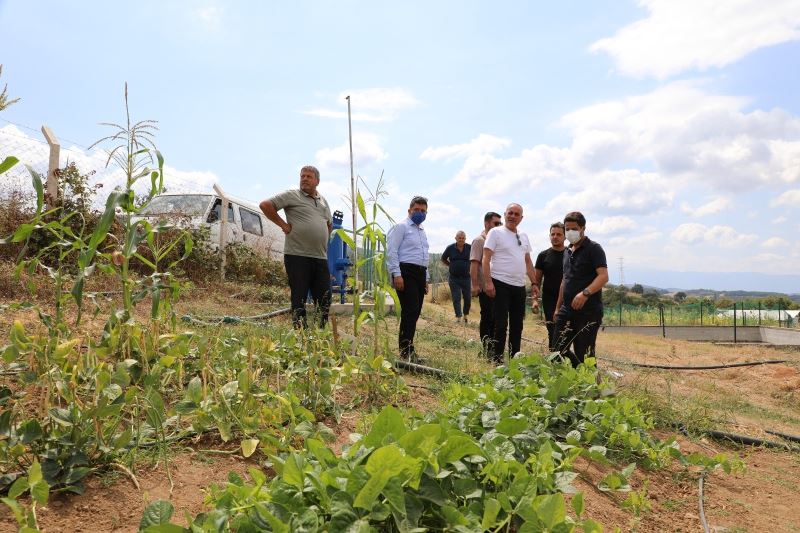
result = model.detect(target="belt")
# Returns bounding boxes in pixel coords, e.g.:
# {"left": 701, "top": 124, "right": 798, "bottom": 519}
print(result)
{"left": 400, "top": 262, "right": 427, "bottom": 270}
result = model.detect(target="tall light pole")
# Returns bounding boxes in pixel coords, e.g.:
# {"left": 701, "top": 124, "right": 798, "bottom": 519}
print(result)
{"left": 346, "top": 95, "right": 357, "bottom": 299}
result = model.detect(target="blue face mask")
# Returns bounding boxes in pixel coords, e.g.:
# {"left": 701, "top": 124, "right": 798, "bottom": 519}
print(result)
{"left": 410, "top": 211, "right": 426, "bottom": 225}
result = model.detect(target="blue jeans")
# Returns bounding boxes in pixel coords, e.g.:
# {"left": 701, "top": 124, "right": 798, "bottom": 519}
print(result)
{"left": 448, "top": 276, "right": 471, "bottom": 318}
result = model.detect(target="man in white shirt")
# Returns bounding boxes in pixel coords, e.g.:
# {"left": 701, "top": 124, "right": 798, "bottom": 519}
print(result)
{"left": 482, "top": 203, "right": 539, "bottom": 364}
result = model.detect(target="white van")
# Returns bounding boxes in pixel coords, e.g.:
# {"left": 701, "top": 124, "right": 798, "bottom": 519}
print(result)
{"left": 135, "top": 193, "right": 284, "bottom": 259}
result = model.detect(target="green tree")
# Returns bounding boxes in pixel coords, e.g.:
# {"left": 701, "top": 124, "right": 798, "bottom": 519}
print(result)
{"left": 631, "top": 283, "right": 644, "bottom": 294}
{"left": 0, "top": 64, "right": 20, "bottom": 111}
{"left": 673, "top": 291, "right": 687, "bottom": 303}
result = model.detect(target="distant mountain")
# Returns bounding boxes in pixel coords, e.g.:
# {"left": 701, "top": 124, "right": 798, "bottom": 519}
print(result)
{"left": 621, "top": 268, "right": 800, "bottom": 295}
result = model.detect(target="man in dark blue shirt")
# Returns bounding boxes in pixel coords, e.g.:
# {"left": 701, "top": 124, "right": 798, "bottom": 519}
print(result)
{"left": 553, "top": 211, "right": 609, "bottom": 367}
{"left": 441, "top": 231, "right": 472, "bottom": 323}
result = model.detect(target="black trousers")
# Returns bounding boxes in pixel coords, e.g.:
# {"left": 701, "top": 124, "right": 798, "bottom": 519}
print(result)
{"left": 478, "top": 291, "right": 495, "bottom": 354}
{"left": 542, "top": 297, "right": 558, "bottom": 351}
{"left": 448, "top": 276, "right": 471, "bottom": 317}
{"left": 397, "top": 263, "right": 427, "bottom": 356}
{"left": 489, "top": 278, "right": 526, "bottom": 363}
{"left": 284, "top": 254, "right": 331, "bottom": 329}
{"left": 554, "top": 311, "right": 602, "bottom": 367}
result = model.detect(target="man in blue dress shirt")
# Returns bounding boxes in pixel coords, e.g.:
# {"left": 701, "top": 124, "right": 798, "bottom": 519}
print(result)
{"left": 386, "top": 196, "right": 430, "bottom": 362}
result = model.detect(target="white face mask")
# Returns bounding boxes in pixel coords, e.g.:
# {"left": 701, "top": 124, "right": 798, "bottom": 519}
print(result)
{"left": 565, "top": 229, "right": 581, "bottom": 244}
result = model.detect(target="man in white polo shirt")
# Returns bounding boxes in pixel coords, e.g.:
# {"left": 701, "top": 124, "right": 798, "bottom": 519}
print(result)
{"left": 482, "top": 203, "right": 539, "bottom": 364}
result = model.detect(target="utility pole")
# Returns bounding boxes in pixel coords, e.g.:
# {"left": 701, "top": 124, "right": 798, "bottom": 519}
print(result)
{"left": 618, "top": 257, "right": 625, "bottom": 287}
{"left": 346, "top": 95, "right": 357, "bottom": 298}
{"left": 41, "top": 125, "right": 60, "bottom": 209}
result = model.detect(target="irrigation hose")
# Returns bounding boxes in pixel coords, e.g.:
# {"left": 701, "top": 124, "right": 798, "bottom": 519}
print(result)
{"left": 181, "top": 307, "right": 291, "bottom": 326}
{"left": 698, "top": 473, "right": 710, "bottom": 533}
{"left": 673, "top": 422, "right": 800, "bottom": 451}
{"left": 599, "top": 356, "right": 788, "bottom": 370}
{"left": 764, "top": 429, "right": 800, "bottom": 444}
{"left": 394, "top": 359, "right": 449, "bottom": 380}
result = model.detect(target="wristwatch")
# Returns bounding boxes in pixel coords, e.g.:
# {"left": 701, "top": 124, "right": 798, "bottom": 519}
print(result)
{"left": 582, "top": 288, "right": 591, "bottom": 297}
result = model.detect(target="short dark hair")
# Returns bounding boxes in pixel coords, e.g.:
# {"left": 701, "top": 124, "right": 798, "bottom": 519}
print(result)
{"left": 409, "top": 195, "right": 428, "bottom": 208}
{"left": 564, "top": 211, "right": 586, "bottom": 227}
{"left": 484, "top": 211, "right": 501, "bottom": 222}
{"left": 550, "top": 222, "right": 565, "bottom": 232}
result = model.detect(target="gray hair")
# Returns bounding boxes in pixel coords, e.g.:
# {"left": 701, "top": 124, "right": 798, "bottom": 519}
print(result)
{"left": 455, "top": 231, "right": 466, "bottom": 238}
{"left": 301, "top": 165, "right": 320, "bottom": 180}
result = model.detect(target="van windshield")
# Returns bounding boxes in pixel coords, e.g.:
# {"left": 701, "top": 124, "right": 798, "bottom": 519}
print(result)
{"left": 139, "top": 195, "right": 213, "bottom": 216}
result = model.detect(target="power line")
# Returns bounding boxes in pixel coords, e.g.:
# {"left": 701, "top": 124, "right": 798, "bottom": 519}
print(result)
{"left": 0, "top": 117, "right": 92, "bottom": 150}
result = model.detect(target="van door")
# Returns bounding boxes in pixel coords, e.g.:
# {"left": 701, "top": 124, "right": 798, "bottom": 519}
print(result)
{"left": 207, "top": 197, "right": 239, "bottom": 250}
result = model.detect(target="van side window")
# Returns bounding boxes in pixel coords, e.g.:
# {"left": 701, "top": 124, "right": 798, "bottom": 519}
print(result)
{"left": 240, "top": 208, "right": 263, "bottom": 236}
{"left": 208, "top": 199, "right": 235, "bottom": 223}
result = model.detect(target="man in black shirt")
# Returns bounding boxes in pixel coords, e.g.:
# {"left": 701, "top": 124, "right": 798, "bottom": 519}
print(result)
{"left": 441, "top": 231, "right": 472, "bottom": 323}
{"left": 533, "top": 222, "right": 566, "bottom": 350}
{"left": 553, "top": 212, "right": 609, "bottom": 367}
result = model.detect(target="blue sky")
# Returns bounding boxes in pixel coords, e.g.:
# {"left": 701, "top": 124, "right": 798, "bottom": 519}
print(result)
{"left": 1, "top": 0, "right": 799, "bottom": 291}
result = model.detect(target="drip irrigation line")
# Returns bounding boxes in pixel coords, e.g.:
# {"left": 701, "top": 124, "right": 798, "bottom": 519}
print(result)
{"left": 394, "top": 360, "right": 449, "bottom": 380}
{"left": 599, "top": 356, "right": 788, "bottom": 371}
{"left": 180, "top": 307, "right": 291, "bottom": 326}
{"left": 673, "top": 422, "right": 800, "bottom": 451}
{"left": 764, "top": 429, "right": 800, "bottom": 444}
{"left": 698, "top": 473, "right": 710, "bottom": 533}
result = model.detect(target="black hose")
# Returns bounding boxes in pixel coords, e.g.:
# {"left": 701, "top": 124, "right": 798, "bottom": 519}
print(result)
{"left": 673, "top": 422, "right": 799, "bottom": 451}
{"left": 600, "top": 356, "right": 788, "bottom": 370}
{"left": 394, "top": 360, "right": 449, "bottom": 380}
{"left": 181, "top": 307, "right": 291, "bottom": 326}
{"left": 765, "top": 429, "right": 800, "bottom": 444}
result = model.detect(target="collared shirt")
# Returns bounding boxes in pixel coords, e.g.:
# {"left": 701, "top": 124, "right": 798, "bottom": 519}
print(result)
{"left": 470, "top": 231, "right": 488, "bottom": 291}
{"left": 561, "top": 236, "right": 607, "bottom": 316}
{"left": 386, "top": 217, "right": 429, "bottom": 279}
{"left": 269, "top": 188, "right": 331, "bottom": 259}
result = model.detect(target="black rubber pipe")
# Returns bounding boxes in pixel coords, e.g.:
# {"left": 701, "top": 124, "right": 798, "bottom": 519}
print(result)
{"left": 765, "top": 429, "right": 800, "bottom": 444}
{"left": 673, "top": 422, "right": 799, "bottom": 451}
{"left": 600, "top": 357, "right": 788, "bottom": 370}
{"left": 394, "top": 360, "right": 449, "bottom": 380}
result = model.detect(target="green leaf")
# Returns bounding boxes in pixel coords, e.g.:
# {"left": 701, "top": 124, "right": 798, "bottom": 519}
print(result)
{"left": 186, "top": 376, "right": 203, "bottom": 404}
{"left": 20, "top": 419, "right": 43, "bottom": 443}
{"left": 282, "top": 453, "right": 305, "bottom": 490}
{"left": 495, "top": 416, "right": 527, "bottom": 436}
{"left": 363, "top": 406, "right": 407, "bottom": 448}
{"left": 30, "top": 479, "right": 49, "bottom": 505}
{"left": 7, "top": 476, "right": 29, "bottom": 499}
{"left": 571, "top": 492, "right": 584, "bottom": 518}
{"left": 437, "top": 435, "right": 483, "bottom": 465}
{"left": 141, "top": 525, "right": 188, "bottom": 533}
{"left": 481, "top": 498, "right": 501, "bottom": 529}
{"left": 534, "top": 494, "right": 566, "bottom": 529}
{"left": 140, "top": 500, "right": 175, "bottom": 529}
{"left": 0, "top": 156, "right": 19, "bottom": 174}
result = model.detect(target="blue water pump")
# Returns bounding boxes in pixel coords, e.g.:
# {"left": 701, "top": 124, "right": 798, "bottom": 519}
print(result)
{"left": 327, "top": 210, "right": 352, "bottom": 303}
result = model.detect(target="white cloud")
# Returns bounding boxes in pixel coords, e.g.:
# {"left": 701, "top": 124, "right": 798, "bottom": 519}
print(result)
{"left": 592, "top": 215, "right": 637, "bottom": 235}
{"left": 680, "top": 196, "right": 732, "bottom": 217}
{"left": 762, "top": 237, "right": 788, "bottom": 248}
{"left": 771, "top": 188, "right": 800, "bottom": 206}
{"left": 193, "top": 5, "right": 224, "bottom": 31}
{"left": 315, "top": 132, "right": 387, "bottom": 171}
{"left": 591, "top": 0, "right": 800, "bottom": 79}
{"left": 420, "top": 134, "right": 511, "bottom": 162}
{"left": 303, "top": 88, "right": 418, "bottom": 123}
{"left": 671, "top": 223, "right": 757, "bottom": 248}
{"left": 434, "top": 144, "right": 572, "bottom": 196}
{"left": 543, "top": 169, "right": 674, "bottom": 217}
{"left": 560, "top": 81, "right": 800, "bottom": 189}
